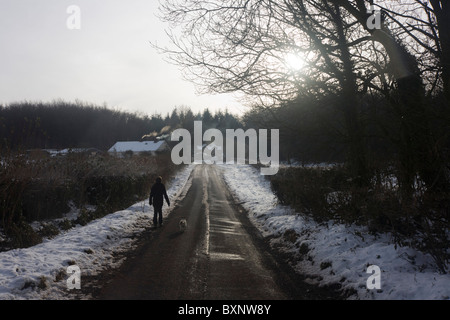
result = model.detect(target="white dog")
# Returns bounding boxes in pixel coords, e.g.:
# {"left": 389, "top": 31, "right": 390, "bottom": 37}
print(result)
{"left": 179, "top": 218, "right": 187, "bottom": 232}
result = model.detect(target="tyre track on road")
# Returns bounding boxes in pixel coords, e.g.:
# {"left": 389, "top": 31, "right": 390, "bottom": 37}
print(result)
{"left": 89, "top": 164, "right": 344, "bottom": 300}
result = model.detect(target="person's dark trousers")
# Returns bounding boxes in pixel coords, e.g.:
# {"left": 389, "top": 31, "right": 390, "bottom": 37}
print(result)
{"left": 153, "top": 205, "right": 163, "bottom": 226}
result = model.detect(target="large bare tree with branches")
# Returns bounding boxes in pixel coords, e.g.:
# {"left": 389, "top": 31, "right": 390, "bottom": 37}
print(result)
{"left": 341, "top": 0, "right": 449, "bottom": 193}
{"left": 157, "top": 0, "right": 378, "bottom": 184}
{"left": 156, "top": 0, "right": 449, "bottom": 193}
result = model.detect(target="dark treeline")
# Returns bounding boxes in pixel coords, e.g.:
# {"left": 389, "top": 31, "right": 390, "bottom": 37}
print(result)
{"left": 244, "top": 91, "right": 450, "bottom": 168}
{"left": 0, "top": 100, "right": 242, "bottom": 152}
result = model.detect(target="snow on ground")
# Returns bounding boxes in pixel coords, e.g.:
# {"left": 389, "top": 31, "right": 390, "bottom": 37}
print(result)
{"left": 220, "top": 164, "right": 450, "bottom": 300}
{"left": 0, "top": 165, "right": 195, "bottom": 300}
{"left": 0, "top": 163, "right": 448, "bottom": 300}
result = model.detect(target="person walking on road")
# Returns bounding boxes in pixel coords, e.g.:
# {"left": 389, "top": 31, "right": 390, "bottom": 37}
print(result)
{"left": 149, "top": 176, "right": 170, "bottom": 227}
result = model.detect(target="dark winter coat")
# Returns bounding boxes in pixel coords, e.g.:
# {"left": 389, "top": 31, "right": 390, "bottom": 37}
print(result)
{"left": 149, "top": 181, "right": 170, "bottom": 208}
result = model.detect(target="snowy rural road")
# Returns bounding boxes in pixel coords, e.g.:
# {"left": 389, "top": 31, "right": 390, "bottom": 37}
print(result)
{"left": 90, "top": 165, "right": 341, "bottom": 300}
{"left": 1, "top": 163, "right": 447, "bottom": 300}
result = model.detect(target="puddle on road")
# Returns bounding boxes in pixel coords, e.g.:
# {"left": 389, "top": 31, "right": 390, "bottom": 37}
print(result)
{"left": 209, "top": 252, "right": 244, "bottom": 260}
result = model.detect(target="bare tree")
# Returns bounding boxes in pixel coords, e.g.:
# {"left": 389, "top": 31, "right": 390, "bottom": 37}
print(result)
{"left": 156, "top": 0, "right": 448, "bottom": 192}
{"left": 409, "top": 0, "right": 450, "bottom": 100}
{"left": 333, "top": 0, "right": 449, "bottom": 194}
{"left": 157, "top": 0, "right": 301, "bottom": 105}
{"left": 157, "top": 0, "right": 379, "bottom": 183}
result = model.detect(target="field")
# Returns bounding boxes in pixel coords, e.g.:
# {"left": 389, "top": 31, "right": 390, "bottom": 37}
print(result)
{"left": 0, "top": 151, "right": 178, "bottom": 251}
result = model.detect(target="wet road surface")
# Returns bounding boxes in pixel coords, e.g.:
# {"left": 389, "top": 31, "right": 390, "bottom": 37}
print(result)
{"left": 94, "top": 165, "right": 343, "bottom": 300}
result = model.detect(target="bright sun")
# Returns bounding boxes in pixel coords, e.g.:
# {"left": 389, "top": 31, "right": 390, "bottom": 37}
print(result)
{"left": 285, "top": 53, "right": 306, "bottom": 71}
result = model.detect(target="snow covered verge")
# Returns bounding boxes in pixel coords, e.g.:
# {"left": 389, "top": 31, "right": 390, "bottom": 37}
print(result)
{"left": 1, "top": 162, "right": 448, "bottom": 300}
{"left": 220, "top": 164, "right": 450, "bottom": 300}
{"left": 0, "top": 165, "right": 195, "bottom": 300}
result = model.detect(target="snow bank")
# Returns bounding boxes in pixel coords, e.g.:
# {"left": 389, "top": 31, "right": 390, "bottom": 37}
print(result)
{"left": 220, "top": 164, "right": 450, "bottom": 300}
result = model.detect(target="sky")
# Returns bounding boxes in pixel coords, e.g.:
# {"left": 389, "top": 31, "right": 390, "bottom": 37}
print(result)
{"left": 0, "top": 0, "right": 246, "bottom": 116}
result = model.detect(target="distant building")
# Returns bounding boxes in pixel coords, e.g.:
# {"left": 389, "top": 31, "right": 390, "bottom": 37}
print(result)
{"left": 108, "top": 140, "right": 170, "bottom": 157}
